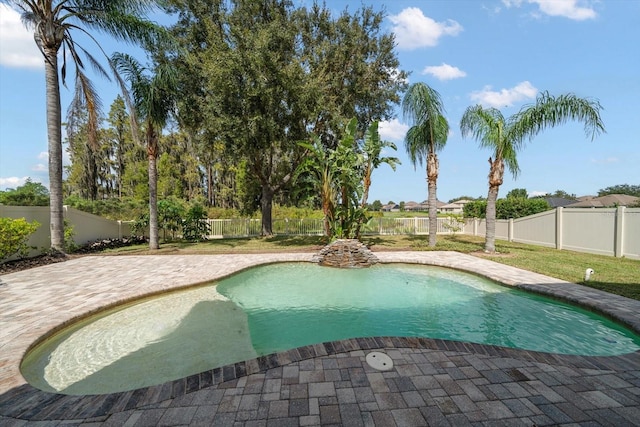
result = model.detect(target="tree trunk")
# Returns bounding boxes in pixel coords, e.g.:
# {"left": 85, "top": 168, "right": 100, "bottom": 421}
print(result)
{"left": 427, "top": 152, "right": 439, "bottom": 247}
{"left": 485, "top": 157, "right": 504, "bottom": 253}
{"left": 44, "top": 48, "right": 65, "bottom": 252}
{"left": 147, "top": 126, "right": 159, "bottom": 250}
{"left": 261, "top": 184, "right": 274, "bottom": 236}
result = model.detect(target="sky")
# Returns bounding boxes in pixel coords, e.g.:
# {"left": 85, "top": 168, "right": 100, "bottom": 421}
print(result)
{"left": 0, "top": 0, "right": 639, "bottom": 204}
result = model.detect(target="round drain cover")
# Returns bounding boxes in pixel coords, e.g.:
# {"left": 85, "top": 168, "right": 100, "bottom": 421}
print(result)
{"left": 366, "top": 351, "right": 393, "bottom": 371}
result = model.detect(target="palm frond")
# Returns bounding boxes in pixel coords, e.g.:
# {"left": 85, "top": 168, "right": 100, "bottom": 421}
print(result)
{"left": 511, "top": 91, "right": 605, "bottom": 142}
{"left": 404, "top": 125, "right": 429, "bottom": 167}
{"left": 402, "top": 82, "right": 449, "bottom": 168}
{"left": 69, "top": 68, "right": 103, "bottom": 150}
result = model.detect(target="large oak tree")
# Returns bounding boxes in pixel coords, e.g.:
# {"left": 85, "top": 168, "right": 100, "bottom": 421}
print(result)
{"left": 168, "top": 0, "right": 407, "bottom": 235}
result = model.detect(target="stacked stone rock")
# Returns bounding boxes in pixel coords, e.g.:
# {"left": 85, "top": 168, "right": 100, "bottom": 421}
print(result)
{"left": 312, "top": 239, "right": 379, "bottom": 268}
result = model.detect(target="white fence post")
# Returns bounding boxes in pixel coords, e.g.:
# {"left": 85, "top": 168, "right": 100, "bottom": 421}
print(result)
{"left": 556, "top": 207, "right": 563, "bottom": 250}
{"left": 508, "top": 218, "right": 514, "bottom": 242}
{"left": 615, "top": 206, "right": 625, "bottom": 258}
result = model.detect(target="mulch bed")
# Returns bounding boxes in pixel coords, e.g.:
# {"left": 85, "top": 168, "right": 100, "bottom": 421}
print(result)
{"left": 0, "top": 237, "right": 148, "bottom": 275}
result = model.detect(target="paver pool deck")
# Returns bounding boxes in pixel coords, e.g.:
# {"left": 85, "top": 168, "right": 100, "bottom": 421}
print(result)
{"left": 1, "top": 251, "right": 639, "bottom": 426}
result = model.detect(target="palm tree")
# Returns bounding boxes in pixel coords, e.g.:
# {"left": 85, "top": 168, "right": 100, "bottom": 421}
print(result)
{"left": 112, "top": 53, "right": 177, "bottom": 250}
{"left": 4, "top": 0, "right": 164, "bottom": 251}
{"left": 402, "top": 83, "right": 449, "bottom": 247}
{"left": 460, "top": 91, "right": 605, "bottom": 253}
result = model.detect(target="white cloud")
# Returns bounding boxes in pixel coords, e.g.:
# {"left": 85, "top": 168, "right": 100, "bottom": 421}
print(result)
{"left": 529, "top": 190, "right": 548, "bottom": 197}
{"left": 422, "top": 63, "right": 466, "bottom": 81}
{"left": 502, "top": 0, "right": 597, "bottom": 21}
{"left": 0, "top": 4, "right": 42, "bottom": 69}
{"left": 31, "top": 163, "right": 47, "bottom": 172}
{"left": 470, "top": 81, "right": 538, "bottom": 108}
{"left": 38, "top": 151, "right": 48, "bottom": 160}
{"left": 0, "top": 176, "right": 30, "bottom": 189}
{"left": 379, "top": 119, "right": 409, "bottom": 142}
{"left": 388, "top": 8, "right": 462, "bottom": 50}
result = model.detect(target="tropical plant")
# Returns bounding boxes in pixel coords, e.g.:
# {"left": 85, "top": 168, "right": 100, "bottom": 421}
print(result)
{"left": 355, "top": 121, "right": 399, "bottom": 238}
{"left": 296, "top": 136, "right": 338, "bottom": 237}
{"left": 402, "top": 82, "right": 449, "bottom": 247}
{"left": 3, "top": 0, "right": 165, "bottom": 251}
{"left": 111, "top": 53, "right": 178, "bottom": 250}
{"left": 460, "top": 91, "right": 605, "bottom": 252}
{"left": 296, "top": 119, "right": 395, "bottom": 239}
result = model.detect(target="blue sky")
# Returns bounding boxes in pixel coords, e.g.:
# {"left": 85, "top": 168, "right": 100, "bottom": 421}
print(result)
{"left": 1, "top": 0, "right": 639, "bottom": 204}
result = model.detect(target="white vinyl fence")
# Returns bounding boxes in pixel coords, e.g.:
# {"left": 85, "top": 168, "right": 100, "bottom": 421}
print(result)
{"left": 4, "top": 204, "right": 638, "bottom": 260}
{"left": 463, "top": 206, "right": 640, "bottom": 259}
{"left": 204, "top": 217, "right": 463, "bottom": 238}
{"left": 1, "top": 205, "right": 132, "bottom": 257}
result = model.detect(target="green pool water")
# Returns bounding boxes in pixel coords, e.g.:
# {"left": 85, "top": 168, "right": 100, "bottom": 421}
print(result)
{"left": 21, "top": 263, "right": 640, "bottom": 395}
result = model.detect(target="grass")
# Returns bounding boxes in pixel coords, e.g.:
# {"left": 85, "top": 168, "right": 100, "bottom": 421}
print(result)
{"left": 105, "top": 234, "right": 640, "bottom": 301}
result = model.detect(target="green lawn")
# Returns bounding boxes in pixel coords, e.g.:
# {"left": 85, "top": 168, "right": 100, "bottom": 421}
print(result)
{"left": 107, "top": 234, "right": 640, "bottom": 301}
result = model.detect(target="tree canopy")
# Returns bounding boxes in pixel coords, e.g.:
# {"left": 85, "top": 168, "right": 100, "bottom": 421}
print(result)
{"left": 166, "top": 0, "right": 407, "bottom": 234}
{"left": 598, "top": 184, "right": 640, "bottom": 197}
{"left": 0, "top": 179, "right": 50, "bottom": 206}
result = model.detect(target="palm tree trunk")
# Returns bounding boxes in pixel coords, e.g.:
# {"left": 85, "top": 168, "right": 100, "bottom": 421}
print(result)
{"left": 427, "top": 153, "right": 439, "bottom": 247}
{"left": 485, "top": 185, "right": 499, "bottom": 253}
{"left": 44, "top": 48, "right": 65, "bottom": 252}
{"left": 485, "top": 157, "right": 504, "bottom": 253}
{"left": 147, "top": 126, "right": 159, "bottom": 250}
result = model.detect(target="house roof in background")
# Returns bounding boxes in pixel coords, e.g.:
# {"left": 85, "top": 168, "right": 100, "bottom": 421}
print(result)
{"left": 565, "top": 194, "right": 639, "bottom": 208}
{"left": 544, "top": 197, "right": 576, "bottom": 208}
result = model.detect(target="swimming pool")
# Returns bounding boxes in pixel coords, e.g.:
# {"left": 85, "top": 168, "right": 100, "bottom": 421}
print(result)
{"left": 20, "top": 263, "right": 640, "bottom": 395}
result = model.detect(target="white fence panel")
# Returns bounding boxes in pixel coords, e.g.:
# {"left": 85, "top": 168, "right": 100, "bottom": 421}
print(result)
{"left": 563, "top": 208, "right": 616, "bottom": 256}
{"left": 623, "top": 209, "right": 640, "bottom": 260}
{"left": 272, "top": 218, "right": 324, "bottom": 235}
{"left": 65, "top": 207, "right": 131, "bottom": 243}
{"left": 362, "top": 217, "right": 458, "bottom": 236}
{"left": 494, "top": 220, "right": 509, "bottom": 240}
{"left": 512, "top": 210, "right": 556, "bottom": 247}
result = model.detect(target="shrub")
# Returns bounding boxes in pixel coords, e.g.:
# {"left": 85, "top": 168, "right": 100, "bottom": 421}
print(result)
{"left": 0, "top": 218, "right": 40, "bottom": 262}
{"left": 464, "top": 198, "right": 550, "bottom": 219}
{"left": 182, "top": 204, "right": 210, "bottom": 241}
{"left": 442, "top": 214, "right": 465, "bottom": 234}
{"left": 158, "top": 198, "right": 186, "bottom": 240}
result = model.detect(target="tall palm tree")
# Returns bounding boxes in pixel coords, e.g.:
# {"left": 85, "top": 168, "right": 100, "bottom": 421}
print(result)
{"left": 112, "top": 53, "right": 177, "bottom": 250}
{"left": 4, "top": 0, "right": 164, "bottom": 251}
{"left": 402, "top": 83, "right": 449, "bottom": 247}
{"left": 460, "top": 91, "right": 605, "bottom": 253}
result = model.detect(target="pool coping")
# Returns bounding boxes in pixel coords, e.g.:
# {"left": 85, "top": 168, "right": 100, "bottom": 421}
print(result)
{"left": 1, "top": 251, "right": 639, "bottom": 422}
